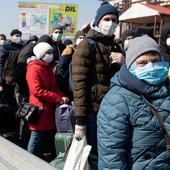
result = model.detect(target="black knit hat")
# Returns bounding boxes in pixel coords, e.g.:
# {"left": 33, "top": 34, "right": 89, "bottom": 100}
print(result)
{"left": 94, "top": 2, "right": 119, "bottom": 26}
{"left": 38, "top": 34, "right": 53, "bottom": 46}
{"left": 121, "top": 29, "right": 134, "bottom": 43}
{"left": 10, "top": 29, "right": 22, "bottom": 36}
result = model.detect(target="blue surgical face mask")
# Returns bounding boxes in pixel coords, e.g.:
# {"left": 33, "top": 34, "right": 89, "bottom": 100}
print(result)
{"left": 134, "top": 62, "right": 169, "bottom": 85}
{"left": 53, "top": 33, "right": 62, "bottom": 42}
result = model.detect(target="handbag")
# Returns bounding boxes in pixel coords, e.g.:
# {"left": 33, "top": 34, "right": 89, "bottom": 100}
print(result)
{"left": 16, "top": 102, "right": 42, "bottom": 125}
{"left": 63, "top": 136, "right": 92, "bottom": 170}
{"left": 55, "top": 104, "right": 76, "bottom": 132}
{"left": 142, "top": 95, "right": 170, "bottom": 153}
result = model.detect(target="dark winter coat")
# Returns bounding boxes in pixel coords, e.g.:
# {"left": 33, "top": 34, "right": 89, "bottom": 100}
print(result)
{"left": 160, "top": 26, "right": 170, "bottom": 63}
{"left": 0, "top": 42, "right": 23, "bottom": 86}
{"left": 56, "top": 46, "right": 74, "bottom": 101}
{"left": 14, "top": 41, "right": 36, "bottom": 96}
{"left": 72, "top": 28, "right": 123, "bottom": 125}
{"left": 52, "top": 40, "right": 66, "bottom": 67}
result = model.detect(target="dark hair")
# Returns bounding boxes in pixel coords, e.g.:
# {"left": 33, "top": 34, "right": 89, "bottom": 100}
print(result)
{"left": 0, "top": 34, "right": 6, "bottom": 40}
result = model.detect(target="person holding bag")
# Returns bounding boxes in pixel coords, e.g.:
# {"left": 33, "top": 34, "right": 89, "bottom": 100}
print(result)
{"left": 97, "top": 35, "right": 170, "bottom": 169}
{"left": 26, "top": 42, "right": 69, "bottom": 159}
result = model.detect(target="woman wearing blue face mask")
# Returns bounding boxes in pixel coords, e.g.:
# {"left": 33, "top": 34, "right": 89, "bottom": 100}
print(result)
{"left": 97, "top": 35, "right": 170, "bottom": 170}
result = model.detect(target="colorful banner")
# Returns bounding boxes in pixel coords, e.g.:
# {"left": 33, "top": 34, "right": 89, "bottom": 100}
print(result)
{"left": 19, "top": 2, "right": 78, "bottom": 36}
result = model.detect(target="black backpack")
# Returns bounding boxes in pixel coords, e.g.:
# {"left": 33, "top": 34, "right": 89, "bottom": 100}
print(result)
{"left": 3, "top": 50, "right": 20, "bottom": 79}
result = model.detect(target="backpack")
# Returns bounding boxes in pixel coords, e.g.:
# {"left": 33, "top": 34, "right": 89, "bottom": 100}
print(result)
{"left": 3, "top": 50, "right": 20, "bottom": 79}
{"left": 69, "top": 38, "right": 96, "bottom": 92}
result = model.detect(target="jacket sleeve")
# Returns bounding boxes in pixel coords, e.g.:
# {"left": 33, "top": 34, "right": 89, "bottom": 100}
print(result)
{"left": 97, "top": 92, "right": 130, "bottom": 170}
{"left": 72, "top": 40, "right": 92, "bottom": 120}
{"left": 0, "top": 46, "right": 8, "bottom": 86}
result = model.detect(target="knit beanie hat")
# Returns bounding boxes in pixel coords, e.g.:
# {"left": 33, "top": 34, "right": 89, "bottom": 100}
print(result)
{"left": 74, "top": 30, "right": 86, "bottom": 42}
{"left": 33, "top": 42, "right": 53, "bottom": 59}
{"left": 94, "top": 2, "right": 119, "bottom": 26}
{"left": 121, "top": 29, "right": 134, "bottom": 43}
{"left": 126, "top": 35, "right": 161, "bottom": 69}
{"left": 51, "top": 23, "right": 63, "bottom": 33}
{"left": 10, "top": 29, "right": 22, "bottom": 36}
{"left": 38, "top": 35, "right": 53, "bottom": 46}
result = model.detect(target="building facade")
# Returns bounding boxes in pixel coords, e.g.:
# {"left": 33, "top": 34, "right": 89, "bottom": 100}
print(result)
{"left": 110, "top": 0, "right": 170, "bottom": 15}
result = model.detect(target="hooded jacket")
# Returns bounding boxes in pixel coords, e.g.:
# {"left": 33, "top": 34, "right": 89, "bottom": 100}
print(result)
{"left": 72, "top": 25, "right": 123, "bottom": 125}
{"left": 97, "top": 65, "right": 170, "bottom": 169}
{"left": 26, "top": 60, "right": 64, "bottom": 130}
{"left": 160, "top": 26, "right": 170, "bottom": 62}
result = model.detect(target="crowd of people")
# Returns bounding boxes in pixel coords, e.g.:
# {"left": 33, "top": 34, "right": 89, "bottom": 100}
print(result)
{"left": 0, "top": 1, "right": 170, "bottom": 169}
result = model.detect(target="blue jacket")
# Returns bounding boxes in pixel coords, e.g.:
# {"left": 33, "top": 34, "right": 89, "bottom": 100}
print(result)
{"left": 97, "top": 65, "right": 170, "bottom": 170}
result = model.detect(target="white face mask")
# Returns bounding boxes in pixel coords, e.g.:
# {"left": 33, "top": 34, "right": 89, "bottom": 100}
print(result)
{"left": 124, "top": 40, "right": 130, "bottom": 51}
{"left": 0, "top": 40, "right": 8, "bottom": 45}
{"left": 13, "top": 37, "right": 21, "bottom": 44}
{"left": 166, "top": 37, "right": 170, "bottom": 46}
{"left": 99, "top": 20, "right": 117, "bottom": 37}
{"left": 76, "top": 38, "right": 83, "bottom": 46}
{"left": 42, "top": 54, "right": 53, "bottom": 63}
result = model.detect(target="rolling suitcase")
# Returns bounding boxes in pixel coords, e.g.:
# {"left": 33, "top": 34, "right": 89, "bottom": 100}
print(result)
{"left": 54, "top": 132, "right": 74, "bottom": 157}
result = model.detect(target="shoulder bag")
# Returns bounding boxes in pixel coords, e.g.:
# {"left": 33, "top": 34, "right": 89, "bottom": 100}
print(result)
{"left": 142, "top": 96, "right": 170, "bottom": 153}
{"left": 16, "top": 102, "right": 42, "bottom": 125}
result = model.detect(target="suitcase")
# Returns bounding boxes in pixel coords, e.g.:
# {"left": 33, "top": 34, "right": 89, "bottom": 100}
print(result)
{"left": 54, "top": 132, "right": 74, "bottom": 157}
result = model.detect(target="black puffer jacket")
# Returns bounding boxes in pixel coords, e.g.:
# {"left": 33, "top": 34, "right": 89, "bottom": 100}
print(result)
{"left": 72, "top": 28, "right": 123, "bottom": 125}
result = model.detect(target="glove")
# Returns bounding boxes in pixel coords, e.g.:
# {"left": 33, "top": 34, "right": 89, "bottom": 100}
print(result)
{"left": 75, "top": 125, "right": 86, "bottom": 139}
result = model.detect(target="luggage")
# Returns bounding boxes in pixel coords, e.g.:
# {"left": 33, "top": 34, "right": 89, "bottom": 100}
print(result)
{"left": 54, "top": 132, "right": 74, "bottom": 157}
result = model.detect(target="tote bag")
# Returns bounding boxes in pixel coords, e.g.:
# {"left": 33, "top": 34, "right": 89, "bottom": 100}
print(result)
{"left": 55, "top": 104, "right": 76, "bottom": 132}
{"left": 63, "top": 136, "right": 92, "bottom": 170}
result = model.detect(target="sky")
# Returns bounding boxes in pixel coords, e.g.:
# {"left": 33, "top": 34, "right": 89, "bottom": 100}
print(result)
{"left": 0, "top": 0, "right": 102, "bottom": 39}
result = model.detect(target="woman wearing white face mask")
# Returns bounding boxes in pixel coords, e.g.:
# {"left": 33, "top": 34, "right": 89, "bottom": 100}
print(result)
{"left": 72, "top": 2, "right": 124, "bottom": 156}
{"left": 26, "top": 42, "right": 69, "bottom": 159}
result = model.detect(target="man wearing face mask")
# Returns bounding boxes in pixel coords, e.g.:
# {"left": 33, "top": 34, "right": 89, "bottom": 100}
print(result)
{"left": 72, "top": 2, "right": 124, "bottom": 156}
{"left": 51, "top": 23, "right": 66, "bottom": 68}
{"left": 0, "top": 29, "right": 24, "bottom": 107}
{"left": 121, "top": 29, "right": 134, "bottom": 53}
{"left": 0, "top": 34, "right": 8, "bottom": 46}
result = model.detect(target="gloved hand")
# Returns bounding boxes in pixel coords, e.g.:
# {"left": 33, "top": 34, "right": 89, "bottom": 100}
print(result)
{"left": 75, "top": 125, "right": 86, "bottom": 139}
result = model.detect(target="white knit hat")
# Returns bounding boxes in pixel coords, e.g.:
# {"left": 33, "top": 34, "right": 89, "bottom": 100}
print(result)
{"left": 33, "top": 42, "right": 53, "bottom": 59}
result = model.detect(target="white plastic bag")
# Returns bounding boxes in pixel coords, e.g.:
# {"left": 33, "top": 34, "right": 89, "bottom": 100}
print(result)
{"left": 63, "top": 136, "right": 92, "bottom": 170}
